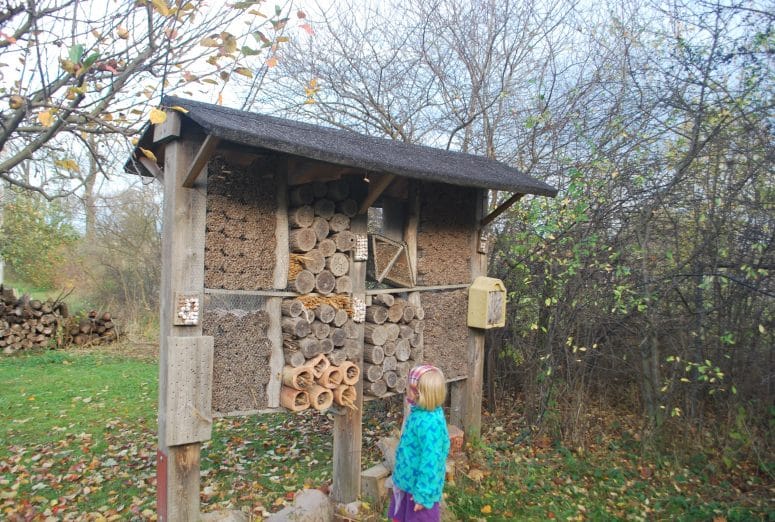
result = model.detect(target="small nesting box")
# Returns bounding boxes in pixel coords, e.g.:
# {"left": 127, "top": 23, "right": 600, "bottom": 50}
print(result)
{"left": 467, "top": 277, "right": 507, "bottom": 329}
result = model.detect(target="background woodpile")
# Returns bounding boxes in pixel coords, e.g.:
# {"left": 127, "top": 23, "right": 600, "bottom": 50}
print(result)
{"left": 0, "top": 287, "right": 68, "bottom": 354}
{"left": 62, "top": 310, "right": 117, "bottom": 346}
{"left": 281, "top": 179, "right": 361, "bottom": 412}
{"left": 362, "top": 292, "right": 424, "bottom": 397}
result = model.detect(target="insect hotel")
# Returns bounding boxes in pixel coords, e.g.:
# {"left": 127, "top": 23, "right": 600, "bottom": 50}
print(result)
{"left": 128, "top": 96, "right": 557, "bottom": 520}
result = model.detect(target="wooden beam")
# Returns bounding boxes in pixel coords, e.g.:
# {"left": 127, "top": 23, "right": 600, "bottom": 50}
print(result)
{"left": 154, "top": 112, "right": 182, "bottom": 144}
{"left": 158, "top": 136, "right": 208, "bottom": 521}
{"left": 480, "top": 192, "right": 524, "bottom": 227}
{"left": 182, "top": 135, "right": 220, "bottom": 188}
{"left": 332, "top": 213, "right": 366, "bottom": 504}
{"left": 286, "top": 158, "right": 362, "bottom": 186}
{"left": 358, "top": 174, "right": 396, "bottom": 214}
{"left": 139, "top": 156, "right": 164, "bottom": 182}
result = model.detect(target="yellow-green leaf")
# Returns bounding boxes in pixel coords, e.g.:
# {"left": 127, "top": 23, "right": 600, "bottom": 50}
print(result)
{"left": 234, "top": 67, "right": 253, "bottom": 78}
{"left": 152, "top": 0, "right": 171, "bottom": 16}
{"left": 54, "top": 158, "right": 80, "bottom": 173}
{"left": 149, "top": 108, "right": 167, "bottom": 125}
{"left": 38, "top": 110, "right": 54, "bottom": 127}
{"left": 169, "top": 105, "right": 189, "bottom": 114}
{"left": 139, "top": 148, "right": 157, "bottom": 162}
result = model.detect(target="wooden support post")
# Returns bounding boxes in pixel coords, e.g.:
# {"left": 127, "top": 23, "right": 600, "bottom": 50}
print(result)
{"left": 157, "top": 117, "right": 209, "bottom": 521}
{"left": 460, "top": 188, "right": 488, "bottom": 439}
{"left": 332, "top": 213, "right": 365, "bottom": 504}
{"left": 358, "top": 174, "right": 396, "bottom": 214}
{"left": 182, "top": 134, "right": 220, "bottom": 188}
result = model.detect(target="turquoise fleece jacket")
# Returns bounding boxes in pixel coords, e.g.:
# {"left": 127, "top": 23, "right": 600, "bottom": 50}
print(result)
{"left": 392, "top": 405, "right": 450, "bottom": 508}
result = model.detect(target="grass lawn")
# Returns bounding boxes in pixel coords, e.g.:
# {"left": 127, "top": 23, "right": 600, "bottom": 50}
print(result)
{"left": 1, "top": 348, "right": 772, "bottom": 521}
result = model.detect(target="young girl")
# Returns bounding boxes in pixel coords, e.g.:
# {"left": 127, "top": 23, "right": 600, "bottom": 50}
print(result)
{"left": 389, "top": 365, "right": 450, "bottom": 522}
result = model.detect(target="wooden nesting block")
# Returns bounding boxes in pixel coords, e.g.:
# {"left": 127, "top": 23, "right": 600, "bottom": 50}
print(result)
{"left": 289, "top": 185, "right": 314, "bottom": 206}
{"left": 284, "top": 350, "right": 306, "bottom": 368}
{"left": 382, "top": 340, "right": 396, "bottom": 357}
{"left": 282, "top": 365, "right": 314, "bottom": 390}
{"left": 364, "top": 323, "right": 388, "bottom": 345}
{"left": 395, "top": 339, "right": 411, "bottom": 361}
{"left": 402, "top": 305, "right": 416, "bottom": 323}
{"left": 318, "top": 238, "right": 337, "bottom": 257}
{"left": 384, "top": 323, "right": 400, "bottom": 341}
{"left": 329, "top": 213, "right": 351, "bottom": 233}
{"left": 364, "top": 363, "right": 384, "bottom": 382}
{"left": 314, "top": 198, "right": 336, "bottom": 219}
{"left": 339, "top": 361, "right": 361, "bottom": 385}
{"left": 365, "top": 305, "right": 388, "bottom": 324}
{"left": 282, "top": 298, "right": 305, "bottom": 318}
{"left": 363, "top": 344, "right": 385, "bottom": 364}
{"left": 332, "top": 231, "right": 356, "bottom": 252}
{"left": 396, "top": 361, "right": 412, "bottom": 378}
{"left": 328, "top": 349, "right": 347, "bottom": 366}
{"left": 282, "top": 317, "right": 312, "bottom": 338}
{"left": 326, "top": 179, "right": 350, "bottom": 202}
{"left": 337, "top": 198, "right": 358, "bottom": 218}
{"left": 382, "top": 355, "right": 397, "bottom": 372}
{"left": 290, "top": 228, "right": 317, "bottom": 253}
{"left": 280, "top": 386, "right": 310, "bottom": 412}
{"left": 410, "top": 319, "right": 425, "bottom": 333}
{"left": 315, "top": 270, "right": 336, "bottom": 295}
{"left": 312, "top": 216, "right": 330, "bottom": 241}
{"left": 365, "top": 379, "right": 387, "bottom": 397}
{"left": 335, "top": 276, "right": 353, "bottom": 294}
{"left": 399, "top": 325, "right": 414, "bottom": 339}
{"left": 318, "top": 338, "right": 334, "bottom": 354}
{"left": 308, "top": 384, "right": 334, "bottom": 411}
{"left": 410, "top": 333, "right": 423, "bottom": 348}
{"left": 410, "top": 344, "right": 423, "bottom": 361}
{"left": 327, "top": 252, "right": 350, "bottom": 277}
{"left": 292, "top": 270, "right": 316, "bottom": 294}
{"left": 392, "top": 376, "right": 407, "bottom": 393}
{"left": 319, "top": 365, "right": 344, "bottom": 389}
{"left": 311, "top": 320, "right": 331, "bottom": 340}
{"left": 313, "top": 303, "right": 335, "bottom": 323}
{"left": 333, "top": 308, "right": 349, "bottom": 327}
{"left": 289, "top": 205, "right": 315, "bottom": 228}
{"left": 343, "top": 320, "right": 360, "bottom": 339}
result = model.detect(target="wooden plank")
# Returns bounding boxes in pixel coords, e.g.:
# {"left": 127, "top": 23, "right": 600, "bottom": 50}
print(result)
{"left": 158, "top": 135, "right": 208, "bottom": 521}
{"left": 403, "top": 182, "right": 419, "bottom": 284}
{"left": 286, "top": 157, "right": 362, "bottom": 186}
{"left": 182, "top": 135, "right": 220, "bottom": 188}
{"left": 365, "top": 284, "right": 470, "bottom": 295}
{"left": 460, "top": 188, "right": 488, "bottom": 438}
{"left": 332, "top": 213, "right": 366, "bottom": 504}
{"left": 480, "top": 192, "right": 524, "bottom": 227}
{"left": 154, "top": 111, "right": 182, "bottom": 143}
{"left": 274, "top": 166, "right": 289, "bottom": 290}
{"left": 265, "top": 297, "right": 283, "bottom": 409}
{"left": 139, "top": 156, "right": 164, "bottom": 181}
{"left": 358, "top": 174, "right": 396, "bottom": 214}
{"left": 204, "top": 288, "right": 298, "bottom": 297}
{"left": 165, "top": 336, "right": 214, "bottom": 447}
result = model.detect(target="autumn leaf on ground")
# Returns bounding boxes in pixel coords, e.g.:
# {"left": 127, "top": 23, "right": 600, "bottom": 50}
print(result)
{"left": 149, "top": 108, "right": 167, "bottom": 125}
{"left": 468, "top": 469, "right": 485, "bottom": 482}
{"left": 481, "top": 504, "right": 493, "bottom": 514}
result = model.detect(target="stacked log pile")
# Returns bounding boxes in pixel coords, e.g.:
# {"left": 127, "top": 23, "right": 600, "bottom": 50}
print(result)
{"left": 281, "top": 179, "right": 362, "bottom": 412}
{"left": 62, "top": 310, "right": 117, "bottom": 346}
{"left": 0, "top": 287, "right": 68, "bottom": 354}
{"left": 362, "top": 292, "right": 425, "bottom": 397}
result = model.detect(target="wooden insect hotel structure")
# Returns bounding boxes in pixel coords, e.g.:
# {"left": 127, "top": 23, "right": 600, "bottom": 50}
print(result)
{"left": 127, "top": 96, "right": 557, "bottom": 521}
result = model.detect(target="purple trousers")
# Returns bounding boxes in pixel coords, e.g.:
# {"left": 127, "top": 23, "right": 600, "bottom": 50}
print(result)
{"left": 388, "top": 489, "right": 441, "bottom": 522}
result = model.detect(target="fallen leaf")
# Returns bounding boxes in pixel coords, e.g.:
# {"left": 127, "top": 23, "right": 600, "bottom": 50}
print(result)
{"left": 481, "top": 504, "right": 492, "bottom": 514}
{"left": 149, "top": 108, "right": 167, "bottom": 125}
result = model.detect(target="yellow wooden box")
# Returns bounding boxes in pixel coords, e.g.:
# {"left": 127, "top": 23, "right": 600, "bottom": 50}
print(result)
{"left": 467, "top": 277, "right": 507, "bottom": 329}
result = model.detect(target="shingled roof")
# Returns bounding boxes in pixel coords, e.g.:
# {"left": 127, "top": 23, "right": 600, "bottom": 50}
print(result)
{"left": 137, "top": 95, "right": 557, "bottom": 196}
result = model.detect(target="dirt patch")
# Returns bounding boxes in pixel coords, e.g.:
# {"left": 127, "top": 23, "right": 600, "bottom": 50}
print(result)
{"left": 416, "top": 183, "right": 477, "bottom": 286}
{"left": 421, "top": 289, "right": 469, "bottom": 379}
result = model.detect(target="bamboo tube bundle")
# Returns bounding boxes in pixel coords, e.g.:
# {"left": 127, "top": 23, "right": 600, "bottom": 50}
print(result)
{"left": 282, "top": 365, "right": 314, "bottom": 390}
{"left": 319, "top": 365, "right": 344, "bottom": 389}
{"left": 308, "top": 384, "right": 334, "bottom": 411}
{"left": 280, "top": 386, "right": 310, "bottom": 412}
{"left": 338, "top": 361, "right": 361, "bottom": 385}
{"left": 333, "top": 385, "right": 357, "bottom": 409}
{"left": 305, "top": 353, "right": 331, "bottom": 378}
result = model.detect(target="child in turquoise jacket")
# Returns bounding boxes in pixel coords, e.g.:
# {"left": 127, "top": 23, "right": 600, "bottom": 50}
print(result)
{"left": 389, "top": 365, "right": 450, "bottom": 522}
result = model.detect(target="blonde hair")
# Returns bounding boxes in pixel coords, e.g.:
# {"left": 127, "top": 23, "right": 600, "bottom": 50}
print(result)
{"left": 416, "top": 368, "right": 447, "bottom": 410}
